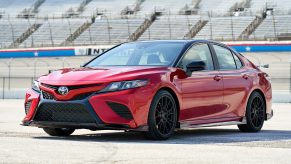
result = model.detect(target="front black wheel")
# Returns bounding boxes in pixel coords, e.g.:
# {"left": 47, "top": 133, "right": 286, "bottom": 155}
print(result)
{"left": 43, "top": 128, "right": 75, "bottom": 136}
{"left": 144, "top": 90, "right": 177, "bottom": 140}
{"left": 238, "top": 92, "right": 265, "bottom": 132}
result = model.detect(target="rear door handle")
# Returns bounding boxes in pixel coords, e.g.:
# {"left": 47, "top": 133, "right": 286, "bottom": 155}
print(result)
{"left": 242, "top": 74, "right": 249, "bottom": 79}
{"left": 213, "top": 75, "right": 222, "bottom": 81}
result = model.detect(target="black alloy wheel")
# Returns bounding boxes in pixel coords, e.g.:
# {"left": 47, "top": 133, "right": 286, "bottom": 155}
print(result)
{"left": 238, "top": 92, "right": 265, "bottom": 132}
{"left": 144, "top": 90, "right": 177, "bottom": 140}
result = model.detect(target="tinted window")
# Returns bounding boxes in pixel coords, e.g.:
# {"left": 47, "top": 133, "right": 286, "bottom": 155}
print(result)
{"left": 86, "top": 42, "right": 185, "bottom": 67}
{"left": 213, "top": 45, "right": 236, "bottom": 70}
{"left": 179, "top": 44, "right": 214, "bottom": 71}
{"left": 233, "top": 54, "right": 243, "bottom": 69}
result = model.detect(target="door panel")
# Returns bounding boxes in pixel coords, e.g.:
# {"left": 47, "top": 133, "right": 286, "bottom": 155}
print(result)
{"left": 179, "top": 71, "right": 224, "bottom": 121}
{"left": 212, "top": 44, "right": 252, "bottom": 118}
{"left": 220, "top": 69, "right": 252, "bottom": 117}
{"left": 176, "top": 43, "right": 226, "bottom": 124}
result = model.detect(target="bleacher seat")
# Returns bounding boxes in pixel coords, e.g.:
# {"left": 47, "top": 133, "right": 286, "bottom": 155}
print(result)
{"left": 139, "top": 15, "right": 202, "bottom": 40}
{"left": 20, "top": 19, "right": 87, "bottom": 47}
{"left": 0, "top": 19, "right": 32, "bottom": 48}
{"left": 0, "top": 0, "right": 35, "bottom": 17}
{"left": 74, "top": 18, "right": 144, "bottom": 45}
{"left": 195, "top": 16, "right": 254, "bottom": 40}
{"left": 250, "top": 15, "right": 291, "bottom": 40}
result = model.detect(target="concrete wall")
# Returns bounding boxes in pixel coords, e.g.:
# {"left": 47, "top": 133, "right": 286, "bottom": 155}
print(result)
{"left": 1, "top": 41, "right": 291, "bottom": 58}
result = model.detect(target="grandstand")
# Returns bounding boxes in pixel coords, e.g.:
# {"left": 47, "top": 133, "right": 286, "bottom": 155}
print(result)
{"left": 195, "top": 16, "right": 255, "bottom": 40}
{"left": 250, "top": 15, "right": 291, "bottom": 40}
{"left": 0, "top": 0, "right": 290, "bottom": 47}
{"left": 74, "top": 18, "right": 144, "bottom": 45}
{"left": 36, "top": 0, "right": 82, "bottom": 17}
{"left": 198, "top": 0, "right": 243, "bottom": 15}
{"left": 0, "top": 19, "right": 32, "bottom": 48}
{"left": 138, "top": 0, "right": 193, "bottom": 15}
{"left": 139, "top": 15, "right": 202, "bottom": 40}
{"left": 1, "top": 0, "right": 291, "bottom": 99}
{"left": 81, "top": 0, "right": 137, "bottom": 17}
{"left": 0, "top": 0, "right": 35, "bottom": 17}
{"left": 20, "top": 18, "right": 88, "bottom": 47}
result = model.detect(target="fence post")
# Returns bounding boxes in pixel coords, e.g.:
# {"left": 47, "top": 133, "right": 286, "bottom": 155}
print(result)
{"left": 8, "top": 18, "right": 16, "bottom": 48}
{"left": 8, "top": 59, "right": 11, "bottom": 90}
{"left": 230, "top": 15, "right": 234, "bottom": 41}
{"left": 209, "top": 13, "right": 213, "bottom": 40}
{"left": 88, "top": 26, "right": 92, "bottom": 44}
{"left": 272, "top": 14, "right": 277, "bottom": 39}
{"left": 34, "top": 58, "right": 37, "bottom": 78}
{"left": 148, "top": 25, "right": 151, "bottom": 39}
{"left": 48, "top": 20, "right": 54, "bottom": 46}
{"left": 126, "top": 17, "right": 130, "bottom": 37}
{"left": 62, "top": 57, "right": 65, "bottom": 68}
{"left": 2, "top": 77, "right": 5, "bottom": 99}
{"left": 105, "top": 16, "right": 111, "bottom": 44}
{"left": 167, "top": 12, "right": 172, "bottom": 39}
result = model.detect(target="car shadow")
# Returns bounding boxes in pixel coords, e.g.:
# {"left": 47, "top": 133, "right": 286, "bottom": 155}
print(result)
{"left": 33, "top": 128, "right": 291, "bottom": 144}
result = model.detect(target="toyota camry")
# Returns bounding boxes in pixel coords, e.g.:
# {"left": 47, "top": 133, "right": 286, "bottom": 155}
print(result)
{"left": 22, "top": 40, "right": 273, "bottom": 140}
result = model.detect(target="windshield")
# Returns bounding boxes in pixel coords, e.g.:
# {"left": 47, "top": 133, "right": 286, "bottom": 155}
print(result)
{"left": 86, "top": 42, "right": 185, "bottom": 67}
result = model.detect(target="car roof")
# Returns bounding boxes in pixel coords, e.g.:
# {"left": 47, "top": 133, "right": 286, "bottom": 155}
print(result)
{"left": 132, "top": 39, "right": 226, "bottom": 46}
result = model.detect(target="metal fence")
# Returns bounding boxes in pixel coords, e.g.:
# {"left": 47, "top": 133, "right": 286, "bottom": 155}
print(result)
{"left": 1, "top": 12, "right": 291, "bottom": 49}
{"left": 0, "top": 77, "right": 34, "bottom": 99}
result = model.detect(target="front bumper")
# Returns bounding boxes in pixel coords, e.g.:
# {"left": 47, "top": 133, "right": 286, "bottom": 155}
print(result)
{"left": 22, "top": 86, "right": 153, "bottom": 130}
{"left": 266, "top": 109, "right": 273, "bottom": 120}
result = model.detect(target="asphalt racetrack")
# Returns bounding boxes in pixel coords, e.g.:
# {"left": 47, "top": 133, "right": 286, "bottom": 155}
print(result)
{"left": 0, "top": 100, "right": 291, "bottom": 163}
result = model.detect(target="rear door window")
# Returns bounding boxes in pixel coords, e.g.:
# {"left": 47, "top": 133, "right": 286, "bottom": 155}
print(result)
{"left": 213, "top": 45, "right": 236, "bottom": 70}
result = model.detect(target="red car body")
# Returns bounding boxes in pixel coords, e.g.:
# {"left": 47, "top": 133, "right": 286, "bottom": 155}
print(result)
{"left": 22, "top": 40, "right": 273, "bottom": 138}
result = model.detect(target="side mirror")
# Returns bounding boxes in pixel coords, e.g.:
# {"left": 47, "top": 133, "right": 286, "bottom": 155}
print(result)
{"left": 80, "top": 63, "right": 86, "bottom": 67}
{"left": 261, "top": 64, "right": 269, "bottom": 68}
{"left": 256, "top": 64, "right": 269, "bottom": 68}
{"left": 186, "top": 61, "right": 206, "bottom": 76}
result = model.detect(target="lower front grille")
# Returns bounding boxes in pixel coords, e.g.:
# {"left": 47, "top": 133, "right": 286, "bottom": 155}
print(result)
{"left": 106, "top": 102, "right": 133, "bottom": 120}
{"left": 25, "top": 101, "right": 32, "bottom": 114}
{"left": 72, "top": 92, "right": 93, "bottom": 100}
{"left": 34, "top": 103, "right": 96, "bottom": 123}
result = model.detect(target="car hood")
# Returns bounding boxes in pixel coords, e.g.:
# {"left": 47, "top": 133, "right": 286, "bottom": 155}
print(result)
{"left": 39, "top": 66, "right": 168, "bottom": 85}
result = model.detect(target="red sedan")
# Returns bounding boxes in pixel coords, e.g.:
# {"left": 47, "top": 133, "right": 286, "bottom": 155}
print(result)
{"left": 22, "top": 40, "right": 273, "bottom": 140}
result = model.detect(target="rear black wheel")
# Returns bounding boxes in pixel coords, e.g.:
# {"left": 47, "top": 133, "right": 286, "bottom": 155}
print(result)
{"left": 144, "top": 90, "right": 177, "bottom": 140}
{"left": 43, "top": 128, "right": 75, "bottom": 136}
{"left": 238, "top": 92, "right": 265, "bottom": 132}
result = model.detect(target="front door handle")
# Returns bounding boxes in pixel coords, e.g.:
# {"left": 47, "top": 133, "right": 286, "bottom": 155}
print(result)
{"left": 213, "top": 75, "right": 222, "bottom": 81}
{"left": 242, "top": 74, "right": 249, "bottom": 79}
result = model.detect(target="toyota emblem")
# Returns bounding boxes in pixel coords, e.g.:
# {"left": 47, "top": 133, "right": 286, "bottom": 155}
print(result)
{"left": 58, "top": 86, "right": 69, "bottom": 95}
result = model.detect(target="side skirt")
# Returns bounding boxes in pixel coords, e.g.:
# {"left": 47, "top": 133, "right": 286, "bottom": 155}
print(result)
{"left": 179, "top": 117, "right": 246, "bottom": 129}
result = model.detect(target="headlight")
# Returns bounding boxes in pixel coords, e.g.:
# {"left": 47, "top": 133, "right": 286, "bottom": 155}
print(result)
{"left": 99, "top": 80, "right": 148, "bottom": 93}
{"left": 32, "top": 80, "right": 40, "bottom": 92}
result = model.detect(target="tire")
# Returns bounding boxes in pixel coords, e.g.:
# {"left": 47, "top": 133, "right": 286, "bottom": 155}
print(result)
{"left": 143, "top": 90, "right": 177, "bottom": 140}
{"left": 238, "top": 91, "right": 265, "bottom": 132}
{"left": 43, "top": 128, "right": 75, "bottom": 136}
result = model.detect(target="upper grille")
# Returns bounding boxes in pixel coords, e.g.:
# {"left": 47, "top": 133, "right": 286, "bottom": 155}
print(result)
{"left": 42, "top": 91, "right": 55, "bottom": 100}
{"left": 41, "top": 83, "right": 58, "bottom": 90}
{"left": 34, "top": 103, "right": 96, "bottom": 123}
{"left": 25, "top": 101, "right": 32, "bottom": 114}
{"left": 41, "top": 90, "right": 93, "bottom": 101}
{"left": 106, "top": 102, "right": 133, "bottom": 120}
{"left": 41, "top": 83, "right": 102, "bottom": 90}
